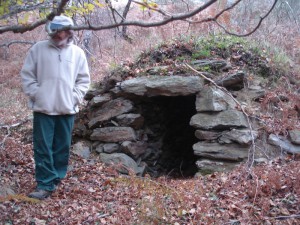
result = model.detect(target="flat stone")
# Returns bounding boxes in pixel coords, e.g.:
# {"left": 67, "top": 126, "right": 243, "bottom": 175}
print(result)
{"left": 190, "top": 109, "right": 248, "bottom": 130}
{"left": 90, "top": 127, "right": 136, "bottom": 142}
{"left": 88, "top": 93, "right": 112, "bottom": 108}
{"left": 84, "top": 87, "right": 104, "bottom": 101}
{"left": 99, "top": 153, "right": 139, "bottom": 175}
{"left": 195, "top": 130, "right": 221, "bottom": 140}
{"left": 195, "top": 86, "right": 237, "bottom": 112}
{"left": 268, "top": 134, "right": 300, "bottom": 154}
{"left": 118, "top": 75, "right": 203, "bottom": 97}
{"left": 146, "top": 76, "right": 203, "bottom": 96}
{"left": 103, "top": 143, "right": 120, "bottom": 153}
{"left": 95, "top": 146, "right": 103, "bottom": 153}
{"left": 191, "top": 59, "right": 227, "bottom": 71}
{"left": 254, "top": 158, "right": 268, "bottom": 164}
{"left": 289, "top": 129, "right": 300, "bottom": 145}
{"left": 116, "top": 113, "right": 145, "bottom": 129}
{"left": 72, "top": 141, "right": 91, "bottom": 159}
{"left": 193, "top": 142, "right": 249, "bottom": 161}
{"left": 216, "top": 71, "right": 245, "bottom": 90}
{"left": 117, "top": 77, "right": 148, "bottom": 96}
{"left": 121, "top": 141, "right": 148, "bottom": 160}
{"left": 73, "top": 122, "right": 90, "bottom": 137}
{"left": 195, "top": 159, "right": 239, "bottom": 175}
{"left": 221, "top": 129, "right": 259, "bottom": 145}
{"left": 88, "top": 98, "right": 134, "bottom": 128}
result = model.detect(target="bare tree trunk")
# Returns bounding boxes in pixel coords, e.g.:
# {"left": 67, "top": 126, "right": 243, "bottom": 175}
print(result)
{"left": 121, "top": 0, "right": 133, "bottom": 43}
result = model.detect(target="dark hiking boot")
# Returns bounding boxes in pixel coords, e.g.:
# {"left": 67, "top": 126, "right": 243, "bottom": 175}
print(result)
{"left": 27, "top": 189, "right": 52, "bottom": 200}
{"left": 53, "top": 178, "right": 61, "bottom": 185}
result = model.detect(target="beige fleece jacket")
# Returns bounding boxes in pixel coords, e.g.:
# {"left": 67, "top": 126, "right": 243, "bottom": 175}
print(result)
{"left": 20, "top": 40, "right": 90, "bottom": 115}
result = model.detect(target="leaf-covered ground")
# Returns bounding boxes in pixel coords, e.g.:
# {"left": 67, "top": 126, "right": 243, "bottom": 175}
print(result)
{"left": 0, "top": 128, "right": 299, "bottom": 224}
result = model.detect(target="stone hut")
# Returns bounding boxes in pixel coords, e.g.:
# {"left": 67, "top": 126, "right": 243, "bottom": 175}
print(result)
{"left": 76, "top": 62, "right": 265, "bottom": 177}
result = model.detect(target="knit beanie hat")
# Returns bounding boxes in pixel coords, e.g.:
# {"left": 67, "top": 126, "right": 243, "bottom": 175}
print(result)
{"left": 46, "top": 15, "right": 74, "bottom": 35}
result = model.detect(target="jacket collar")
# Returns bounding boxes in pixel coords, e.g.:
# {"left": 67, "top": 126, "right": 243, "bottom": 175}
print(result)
{"left": 48, "top": 39, "right": 73, "bottom": 49}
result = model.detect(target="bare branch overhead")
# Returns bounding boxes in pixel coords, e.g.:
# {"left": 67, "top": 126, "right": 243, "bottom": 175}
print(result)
{"left": 0, "top": 0, "right": 278, "bottom": 37}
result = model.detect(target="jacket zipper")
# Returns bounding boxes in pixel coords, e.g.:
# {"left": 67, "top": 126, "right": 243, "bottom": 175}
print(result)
{"left": 58, "top": 48, "right": 62, "bottom": 62}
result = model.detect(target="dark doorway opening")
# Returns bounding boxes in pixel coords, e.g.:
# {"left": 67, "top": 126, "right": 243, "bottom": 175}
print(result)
{"left": 139, "top": 95, "right": 198, "bottom": 177}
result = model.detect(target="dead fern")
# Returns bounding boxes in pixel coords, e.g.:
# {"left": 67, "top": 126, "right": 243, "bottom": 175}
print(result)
{"left": 0, "top": 194, "right": 40, "bottom": 204}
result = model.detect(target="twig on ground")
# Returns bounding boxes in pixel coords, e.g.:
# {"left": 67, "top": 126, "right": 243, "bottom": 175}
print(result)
{"left": 0, "top": 118, "right": 31, "bottom": 148}
{"left": 271, "top": 214, "right": 300, "bottom": 220}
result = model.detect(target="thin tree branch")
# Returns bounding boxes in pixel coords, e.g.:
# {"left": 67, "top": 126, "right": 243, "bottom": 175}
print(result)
{"left": 217, "top": 0, "right": 279, "bottom": 37}
{"left": 0, "top": 40, "right": 35, "bottom": 48}
{"left": 188, "top": 0, "right": 243, "bottom": 24}
{"left": 132, "top": 0, "right": 171, "bottom": 17}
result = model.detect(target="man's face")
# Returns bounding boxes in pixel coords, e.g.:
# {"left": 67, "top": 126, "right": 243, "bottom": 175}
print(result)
{"left": 51, "top": 30, "right": 69, "bottom": 42}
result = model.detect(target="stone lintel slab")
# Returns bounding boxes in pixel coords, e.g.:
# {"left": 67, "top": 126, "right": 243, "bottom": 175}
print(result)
{"left": 118, "top": 75, "right": 203, "bottom": 97}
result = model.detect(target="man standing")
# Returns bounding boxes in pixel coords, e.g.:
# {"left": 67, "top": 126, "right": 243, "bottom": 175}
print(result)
{"left": 20, "top": 15, "right": 90, "bottom": 200}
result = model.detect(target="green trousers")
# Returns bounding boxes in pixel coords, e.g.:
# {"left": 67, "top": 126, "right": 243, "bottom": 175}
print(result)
{"left": 33, "top": 112, "right": 75, "bottom": 191}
